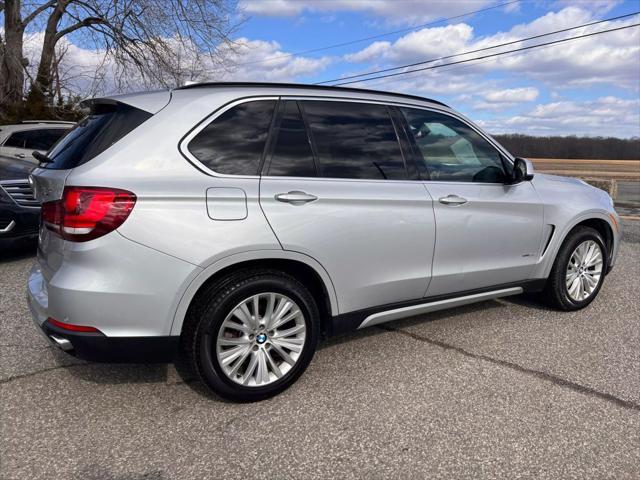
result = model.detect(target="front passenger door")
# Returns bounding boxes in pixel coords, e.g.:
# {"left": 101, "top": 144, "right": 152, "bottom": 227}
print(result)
{"left": 398, "top": 107, "right": 544, "bottom": 297}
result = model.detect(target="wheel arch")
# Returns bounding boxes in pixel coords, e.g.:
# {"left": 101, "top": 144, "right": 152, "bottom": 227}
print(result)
{"left": 574, "top": 217, "right": 614, "bottom": 258}
{"left": 170, "top": 250, "right": 338, "bottom": 337}
{"left": 538, "top": 210, "right": 617, "bottom": 279}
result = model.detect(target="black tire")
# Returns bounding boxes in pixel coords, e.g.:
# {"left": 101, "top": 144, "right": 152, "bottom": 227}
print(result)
{"left": 181, "top": 268, "right": 319, "bottom": 402}
{"left": 543, "top": 226, "right": 608, "bottom": 311}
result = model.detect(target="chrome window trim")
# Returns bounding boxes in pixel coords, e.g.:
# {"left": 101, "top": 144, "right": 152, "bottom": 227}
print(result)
{"left": 259, "top": 175, "right": 425, "bottom": 185}
{"left": 285, "top": 95, "right": 515, "bottom": 165}
{"left": 178, "top": 96, "right": 280, "bottom": 179}
{"left": 179, "top": 93, "right": 514, "bottom": 180}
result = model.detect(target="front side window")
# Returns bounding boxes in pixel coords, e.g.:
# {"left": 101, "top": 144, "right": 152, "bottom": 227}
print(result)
{"left": 301, "top": 100, "right": 406, "bottom": 180}
{"left": 189, "top": 100, "right": 276, "bottom": 176}
{"left": 400, "top": 107, "right": 506, "bottom": 183}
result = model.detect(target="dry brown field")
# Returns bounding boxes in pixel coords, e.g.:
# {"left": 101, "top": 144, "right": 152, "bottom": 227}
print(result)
{"left": 530, "top": 158, "right": 640, "bottom": 181}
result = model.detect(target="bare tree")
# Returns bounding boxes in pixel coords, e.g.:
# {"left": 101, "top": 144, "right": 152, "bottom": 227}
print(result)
{"left": 1, "top": 1, "right": 27, "bottom": 108}
{"left": 1, "top": 0, "right": 239, "bottom": 115}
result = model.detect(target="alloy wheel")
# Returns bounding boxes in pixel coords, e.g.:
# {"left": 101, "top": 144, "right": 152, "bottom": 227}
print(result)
{"left": 565, "top": 240, "right": 603, "bottom": 301}
{"left": 215, "top": 292, "right": 306, "bottom": 387}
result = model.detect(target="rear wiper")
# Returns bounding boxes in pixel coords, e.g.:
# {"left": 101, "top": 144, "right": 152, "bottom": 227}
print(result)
{"left": 32, "top": 151, "right": 53, "bottom": 164}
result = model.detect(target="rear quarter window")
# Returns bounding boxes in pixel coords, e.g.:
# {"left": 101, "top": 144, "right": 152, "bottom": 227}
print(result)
{"left": 187, "top": 100, "right": 276, "bottom": 176}
{"left": 3, "top": 130, "right": 30, "bottom": 148}
{"left": 44, "top": 103, "right": 152, "bottom": 170}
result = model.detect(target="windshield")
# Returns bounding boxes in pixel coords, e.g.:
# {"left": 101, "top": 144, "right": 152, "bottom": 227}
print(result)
{"left": 44, "top": 103, "right": 152, "bottom": 170}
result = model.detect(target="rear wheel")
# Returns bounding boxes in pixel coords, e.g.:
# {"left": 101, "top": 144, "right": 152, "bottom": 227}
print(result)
{"left": 543, "top": 226, "right": 607, "bottom": 311}
{"left": 182, "top": 269, "right": 319, "bottom": 402}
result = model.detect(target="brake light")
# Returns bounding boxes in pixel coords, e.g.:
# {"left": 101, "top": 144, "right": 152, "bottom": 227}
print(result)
{"left": 41, "top": 187, "right": 136, "bottom": 242}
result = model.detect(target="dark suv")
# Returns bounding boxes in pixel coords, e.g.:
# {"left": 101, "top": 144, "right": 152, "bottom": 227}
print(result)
{"left": 0, "top": 156, "right": 39, "bottom": 249}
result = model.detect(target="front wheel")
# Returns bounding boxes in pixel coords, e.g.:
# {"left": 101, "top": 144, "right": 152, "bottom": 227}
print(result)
{"left": 543, "top": 226, "right": 608, "bottom": 311}
{"left": 182, "top": 269, "right": 320, "bottom": 402}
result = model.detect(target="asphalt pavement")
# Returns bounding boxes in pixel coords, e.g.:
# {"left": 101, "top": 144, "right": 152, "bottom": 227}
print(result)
{"left": 1, "top": 222, "right": 639, "bottom": 479}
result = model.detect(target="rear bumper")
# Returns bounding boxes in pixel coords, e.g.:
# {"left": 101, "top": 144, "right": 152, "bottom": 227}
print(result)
{"left": 28, "top": 275, "right": 179, "bottom": 362}
{"left": 40, "top": 319, "right": 179, "bottom": 362}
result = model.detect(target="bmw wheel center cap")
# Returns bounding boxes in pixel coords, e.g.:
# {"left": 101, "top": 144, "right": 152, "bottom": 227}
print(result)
{"left": 256, "top": 333, "right": 268, "bottom": 344}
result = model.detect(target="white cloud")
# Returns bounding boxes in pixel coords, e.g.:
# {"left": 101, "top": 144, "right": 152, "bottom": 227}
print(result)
{"left": 217, "top": 38, "right": 332, "bottom": 81}
{"left": 386, "top": 23, "right": 474, "bottom": 62}
{"left": 484, "top": 87, "right": 539, "bottom": 103}
{"left": 240, "top": 0, "right": 497, "bottom": 24}
{"left": 341, "top": 7, "right": 640, "bottom": 90}
{"left": 477, "top": 96, "right": 640, "bottom": 137}
{"left": 472, "top": 87, "right": 540, "bottom": 111}
{"left": 344, "top": 41, "right": 392, "bottom": 63}
{"left": 555, "top": 0, "right": 622, "bottom": 15}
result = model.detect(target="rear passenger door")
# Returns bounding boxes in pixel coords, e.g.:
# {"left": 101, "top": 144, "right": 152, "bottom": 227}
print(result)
{"left": 259, "top": 99, "right": 436, "bottom": 315}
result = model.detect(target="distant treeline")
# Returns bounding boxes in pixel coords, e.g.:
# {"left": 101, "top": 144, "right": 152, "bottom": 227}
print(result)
{"left": 492, "top": 134, "right": 640, "bottom": 160}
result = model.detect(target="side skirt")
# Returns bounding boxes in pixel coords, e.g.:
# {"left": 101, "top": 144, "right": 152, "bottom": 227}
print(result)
{"left": 328, "top": 279, "right": 546, "bottom": 336}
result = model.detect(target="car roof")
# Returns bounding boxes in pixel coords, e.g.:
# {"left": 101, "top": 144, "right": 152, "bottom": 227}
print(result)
{"left": 174, "top": 82, "right": 450, "bottom": 108}
{"left": 89, "top": 83, "right": 452, "bottom": 115}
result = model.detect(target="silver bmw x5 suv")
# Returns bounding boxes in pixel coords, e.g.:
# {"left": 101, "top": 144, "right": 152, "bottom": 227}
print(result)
{"left": 27, "top": 83, "right": 620, "bottom": 401}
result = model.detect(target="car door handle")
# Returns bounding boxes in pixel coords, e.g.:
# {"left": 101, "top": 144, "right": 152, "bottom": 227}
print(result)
{"left": 439, "top": 195, "right": 468, "bottom": 206}
{"left": 275, "top": 191, "right": 318, "bottom": 205}
{"left": 14, "top": 153, "right": 26, "bottom": 159}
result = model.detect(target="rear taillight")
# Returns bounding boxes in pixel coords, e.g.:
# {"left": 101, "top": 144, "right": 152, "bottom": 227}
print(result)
{"left": 41, "top": 186, "right": 136, "bottom": 242}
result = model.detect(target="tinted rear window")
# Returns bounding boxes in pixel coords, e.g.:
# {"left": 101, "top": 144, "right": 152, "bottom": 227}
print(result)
{"left": 44, "top": 103, "right": 152, "bottom": 169}
{"left": 301, "top": 101, "right": 406, "bottom": 180}
{"left": 188, "top": 100, "right": 276, "bottom": 176}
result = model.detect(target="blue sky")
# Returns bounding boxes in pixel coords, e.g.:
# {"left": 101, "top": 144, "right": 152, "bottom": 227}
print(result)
{"left": 225, "top": 0, "right": 640, "bottom": 137}
{"left": 18, "top": 0, "right": 640, "bottom": 137}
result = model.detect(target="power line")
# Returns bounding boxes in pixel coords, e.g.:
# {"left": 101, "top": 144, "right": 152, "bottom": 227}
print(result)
{"left": 325, "top": 22, "right": 640, "bottom": 86}
{"left": 362, "top": 43, "right": 555, "bottom": 90}
{"left": 361, "top": 48, "right": 532, "bottom": 90}
{"left": 316, "top": 11, "right": 640, "bottom": 85}
{"left": 232, "top": 0, "right": 522, "bottom": 67}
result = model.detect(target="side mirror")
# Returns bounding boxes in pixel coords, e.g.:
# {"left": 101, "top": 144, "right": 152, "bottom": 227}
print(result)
{"left": 511, "top": 157, "right": 534, "bottom": 183}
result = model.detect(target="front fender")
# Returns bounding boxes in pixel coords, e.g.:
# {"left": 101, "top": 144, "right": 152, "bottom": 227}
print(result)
{"left": 532, "top": 209, "right": 620, "bottom": 280}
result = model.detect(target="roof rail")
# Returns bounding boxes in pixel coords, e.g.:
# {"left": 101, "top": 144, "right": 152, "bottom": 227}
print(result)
{"left": 19, "top": 120, "right": 76, "bottom": 125}
{"left": 175, "top": 82, "right": 450, "bottom": 108}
